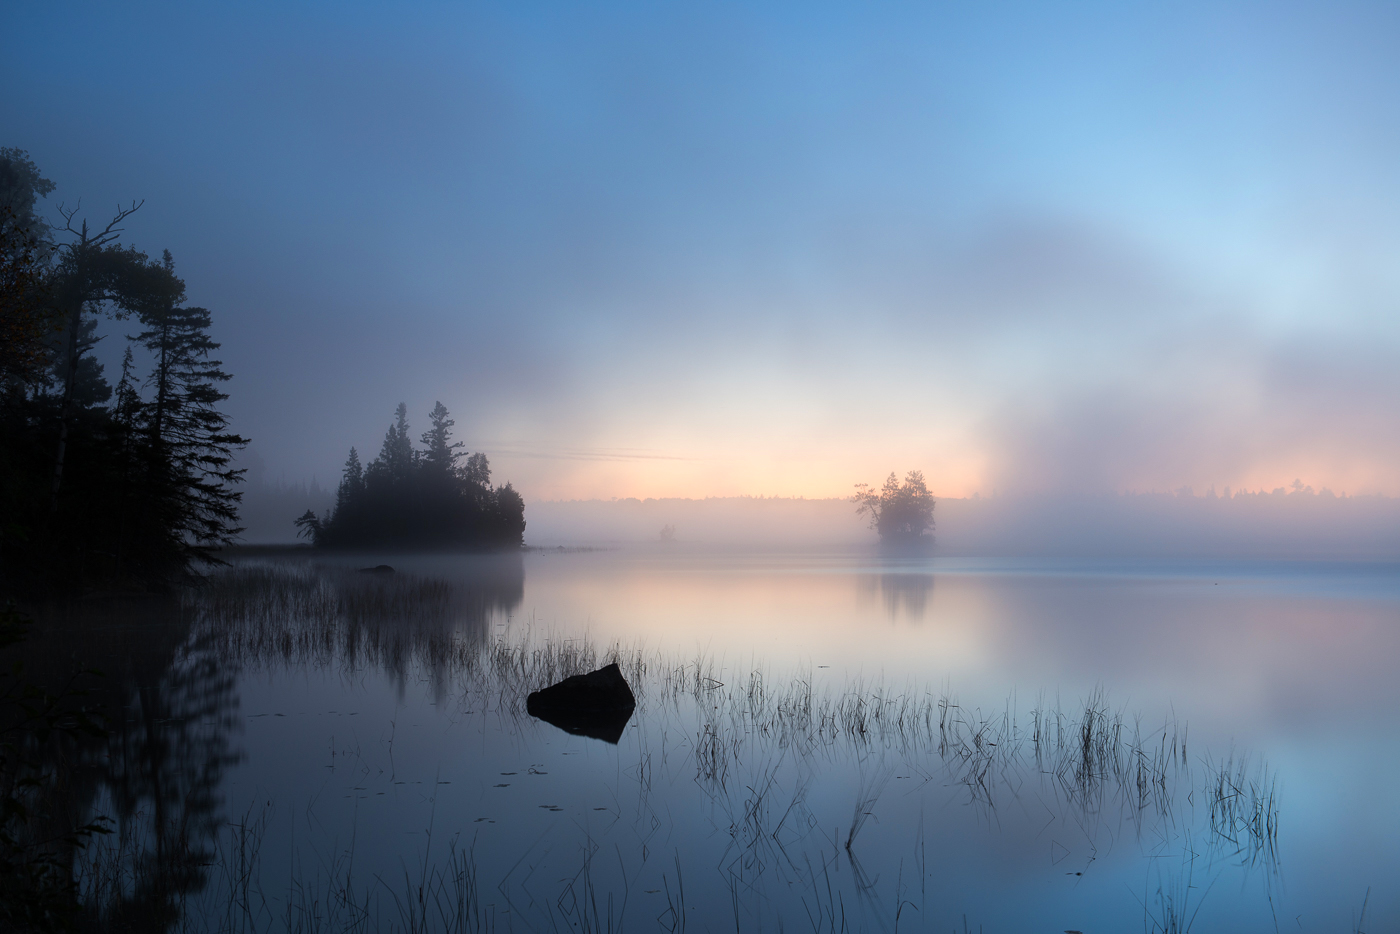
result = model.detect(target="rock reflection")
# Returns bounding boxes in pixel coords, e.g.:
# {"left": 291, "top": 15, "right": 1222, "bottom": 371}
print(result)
{"left": 527, "top": 703, "right": 635, "bottom": 744}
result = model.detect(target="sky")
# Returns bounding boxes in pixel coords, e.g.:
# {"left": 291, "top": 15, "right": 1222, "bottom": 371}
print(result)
{"left": 4, "top": 1, "right": 1400, "bottom": 501}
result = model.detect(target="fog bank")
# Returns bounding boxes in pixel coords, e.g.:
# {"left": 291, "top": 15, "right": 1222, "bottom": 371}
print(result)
{"left": 526, "top": 489, "right": 1400, "bottom": 559}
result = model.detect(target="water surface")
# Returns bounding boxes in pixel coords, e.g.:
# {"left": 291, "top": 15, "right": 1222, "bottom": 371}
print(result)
{"left": 36, "top": 546, "right": 1400, "bottom": 931}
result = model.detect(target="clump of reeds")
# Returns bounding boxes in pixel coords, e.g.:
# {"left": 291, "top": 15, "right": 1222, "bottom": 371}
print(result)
{"left": 184, "top": 563, "right": 500, "bottom": 692}
{"left": 1202, "top": 750, "right": 1279, "bottom": 867}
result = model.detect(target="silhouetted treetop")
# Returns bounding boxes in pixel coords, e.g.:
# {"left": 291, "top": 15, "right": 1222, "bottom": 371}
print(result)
{"left": 421, "top": 401, "right": 463, "bottom": 476}
{"left": 853, "top": 470, "right": 935, "bottom": 542}
{"left": 301, "top": 401, "right": 524, "bottom": 550}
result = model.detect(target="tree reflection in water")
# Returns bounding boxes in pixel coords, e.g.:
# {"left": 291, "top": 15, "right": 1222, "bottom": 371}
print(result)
{"left": 9, "top": 555, "right": 524, "bottom": 932}
{"left": 190, "top": 556, "right": 524, "bottom": 703}
{"left": 856, "top": 572, "right": 935, "bottom": 620}
{"left": 9, "top": 596, "right": 240, "bottom": 931}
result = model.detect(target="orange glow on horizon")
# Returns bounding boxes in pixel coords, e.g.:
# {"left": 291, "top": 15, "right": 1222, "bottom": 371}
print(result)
{"left": 492, "top": 447, "right": 991, "bottom": 502}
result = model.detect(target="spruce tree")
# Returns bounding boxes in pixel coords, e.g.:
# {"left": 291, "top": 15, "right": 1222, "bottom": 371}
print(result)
{"left": 377, "top": 402, "right": 414, "bottom": 482}
{"left": 132, "top": 252, "right": 247, "bottom": 568}
{"left": 421, "top": 401, "right": 462, "bottom": 477}
{"left": 337, "top": 447, "right": 364, "bottom": 510}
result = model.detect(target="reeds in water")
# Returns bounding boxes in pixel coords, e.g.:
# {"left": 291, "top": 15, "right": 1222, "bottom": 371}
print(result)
{"left": 110, "top": 563, "right": 1294, "bottom": 932}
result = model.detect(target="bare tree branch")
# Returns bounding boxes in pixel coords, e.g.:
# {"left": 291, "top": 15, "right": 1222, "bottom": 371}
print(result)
{"left": 55, "top": 199, "right": 143, "bottom": 246}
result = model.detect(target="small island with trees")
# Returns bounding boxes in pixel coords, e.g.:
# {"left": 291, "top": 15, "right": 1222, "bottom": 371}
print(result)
{"left": 295, "top": 402, "right": 526, "bottom": 550}
{"left": 853, "top": 470, "right": 935, "bottom": 543}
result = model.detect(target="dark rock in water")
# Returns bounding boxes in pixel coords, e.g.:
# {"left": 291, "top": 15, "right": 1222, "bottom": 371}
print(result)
{"left": 526, "top": 663, "right": 636, "bottom": 744}
{"left": 528, "top": 663, "right": 636, "bottom": 711}
{"left": 357, "top": 565, "right": 395, "bottom": 574}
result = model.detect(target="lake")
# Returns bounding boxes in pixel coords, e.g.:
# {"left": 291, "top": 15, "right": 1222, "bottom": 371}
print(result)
{"left": 22, "top": 546, "right": 1400, "bottom": 932}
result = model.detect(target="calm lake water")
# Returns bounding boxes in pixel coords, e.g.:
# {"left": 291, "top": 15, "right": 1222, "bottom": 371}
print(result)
{"left": 30, "top": 546, "right": 1400, "bottom": 932}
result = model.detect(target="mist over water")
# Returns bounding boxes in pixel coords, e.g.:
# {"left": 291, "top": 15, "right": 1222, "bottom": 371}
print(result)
{"left": 7, "top": 3, "right": 1400, "bottom": 931}
{"left": 21, "top": 549, "right": 1398, "bottom": 931}
{"left": 512, "top": 490, "right": 1400, "bottom": 559}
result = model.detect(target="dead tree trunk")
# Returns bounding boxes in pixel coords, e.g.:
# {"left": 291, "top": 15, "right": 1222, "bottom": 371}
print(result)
{"left": 47, "top": 201, "right": 142, "bottom": 514}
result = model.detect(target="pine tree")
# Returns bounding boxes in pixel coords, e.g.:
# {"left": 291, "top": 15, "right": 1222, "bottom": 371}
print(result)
{"left": 337, "top": 447, "right": 364, "bottom": 511}
{"left": 0, "top": 150, "right": 56, "bottom": 389}
{"left": 46, "top": 206, "right": 148, "bottom": 508}
{"left": 421, "top": 401, "right": 463, "bottom": 476}
{"left": 109, "top": 347, "right": 145, "bottom": 578}
{"left": 112, "top": 346, "right": 141, "bottom": 436}
{"left": 132, "top": 251, "right": 247, "bottom": 567}
{"left": 372, "top": 402, "right": 415, "bottom": 483}
{"left": 0, "top": 208, "right": 54, "bottom": 390}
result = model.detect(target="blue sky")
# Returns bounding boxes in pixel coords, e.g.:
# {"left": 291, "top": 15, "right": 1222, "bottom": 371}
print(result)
{"left": 5, "top": 1, "right": 1399, "bottom": 498}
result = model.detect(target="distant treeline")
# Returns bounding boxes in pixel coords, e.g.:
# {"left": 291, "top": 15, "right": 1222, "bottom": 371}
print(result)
{"left": 526, "top": 486, "right": 1400, "bottom": 557}
{"left": 297, "top": 402, "right": 525, "bottom": 550}
{"left": 1, "top": 148, "right": 245, "bottom": 594}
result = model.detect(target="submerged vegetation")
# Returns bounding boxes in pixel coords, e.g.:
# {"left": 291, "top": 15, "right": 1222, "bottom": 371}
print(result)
{"left": 296, "top": 402, "right": 525, "bottom": 551}
{"left": 1, "top": 148, "right": 246, "bottom": 594}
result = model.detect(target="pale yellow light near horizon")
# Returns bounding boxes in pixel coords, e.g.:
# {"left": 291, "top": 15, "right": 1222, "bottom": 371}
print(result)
{"left": 489, "top": 439, "right": 989, "bottom": 502}
{"left": 450, "top": 320, "right": 1400, "bottom": 504}
{"left": 490, "top": 442, "right": 1400, "bottom": 503}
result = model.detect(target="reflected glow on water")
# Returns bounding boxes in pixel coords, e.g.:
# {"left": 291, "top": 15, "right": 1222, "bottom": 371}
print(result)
{"left": 38, "top": 547, "right": 1400, "bottom": 930}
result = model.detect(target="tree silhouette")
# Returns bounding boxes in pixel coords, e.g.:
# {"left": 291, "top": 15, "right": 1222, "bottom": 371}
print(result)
{"left": 128, "top": 251, "right": 248, "bottom": 569}
{"left": 421, "top": 401, "right": 462, "bottom": 477}
{"left": 0, "top": 150, "right": 249, "bottom": 592}
{"left": 853, "top": 470, "right": 935, "bottom": 541}
{"left": 306, "top": 402, "right": 525, "bottom": 550}
{"left": 0, "top": 207, "right": 53, "bottom": 390}
{"left": 46, "top": 206, "right": 148, "bottom": 509}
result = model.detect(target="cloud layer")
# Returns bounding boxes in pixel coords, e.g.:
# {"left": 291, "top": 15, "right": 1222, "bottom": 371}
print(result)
{"left": 5, "top": 2, "right": 1399, "bottom": 499}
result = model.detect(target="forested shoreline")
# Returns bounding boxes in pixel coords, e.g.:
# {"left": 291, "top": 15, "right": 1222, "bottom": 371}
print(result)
{"left": 0, "top": 146, "right": 524, "bottom": 929}
{"left": 1, "top": 149, "right": 245, "bottom": 595}
{"left": 2, "top": 149, "right": 528, "bottom": 595}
